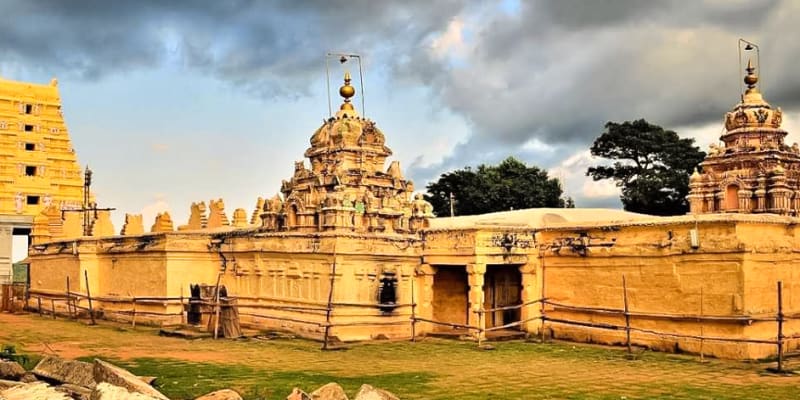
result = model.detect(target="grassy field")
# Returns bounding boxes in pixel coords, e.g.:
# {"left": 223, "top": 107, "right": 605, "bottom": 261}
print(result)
{"left": 1, "top": 313, "right": 799, "bottom": 399}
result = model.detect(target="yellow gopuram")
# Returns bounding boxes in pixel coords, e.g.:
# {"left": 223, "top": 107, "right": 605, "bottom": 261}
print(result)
{"left": 0, "top": 77, "right": 85, "bottom": 283}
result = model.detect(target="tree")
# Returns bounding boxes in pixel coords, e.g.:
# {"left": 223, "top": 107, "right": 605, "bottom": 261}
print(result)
{"left": 425, "top": 157, "right": 565, "bottom": 216}
{"left": 586, "top": 119, "right": 705, "bottom": 216}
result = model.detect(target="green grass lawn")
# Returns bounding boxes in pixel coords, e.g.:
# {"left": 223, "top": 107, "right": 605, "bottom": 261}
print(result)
{"left": 2, "top": 314, "right": 800, "bottom": 399}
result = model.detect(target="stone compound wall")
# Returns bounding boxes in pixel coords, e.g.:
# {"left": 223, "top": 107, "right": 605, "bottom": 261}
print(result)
{"left": 26, "top": 213, "right": 800, "bottom": 359}
{"left": 28, "top": 229, "right": 421, "bottom": 341}
{"left": 537, "top": 214, "right": 800, "bottom": 359}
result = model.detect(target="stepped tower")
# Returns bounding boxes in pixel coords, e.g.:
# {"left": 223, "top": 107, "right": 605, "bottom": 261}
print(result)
{"left": 688, "top": 59, "right": 800, "bottom": 215}
{"left": 0, "top": 77, "right": 86, "bottom": 282}
{"left": 264, "top": 72, "right": 433, "bottom": 233}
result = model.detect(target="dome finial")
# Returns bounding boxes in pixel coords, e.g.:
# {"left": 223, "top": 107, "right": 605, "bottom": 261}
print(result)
{"left": 339, "top": 71, "right": 355, "bottom": 111}
{"left": 744, "top": 58, "right": 759, "bottom": 93}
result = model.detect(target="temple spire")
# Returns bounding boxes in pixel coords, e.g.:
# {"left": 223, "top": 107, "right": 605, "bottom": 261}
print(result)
{"left": 744, "top": 58, "right": 759, "bottom": 94}
{"left": 336, "top": 71, "right": 359, "bottom": 118}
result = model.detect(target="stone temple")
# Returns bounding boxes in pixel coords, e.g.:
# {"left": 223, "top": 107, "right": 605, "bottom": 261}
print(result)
{"left": 688, "top": 59, "right": 798, "bottom": 214}
{"left": 14, "top": 62, "right": 800, "bottom": 360}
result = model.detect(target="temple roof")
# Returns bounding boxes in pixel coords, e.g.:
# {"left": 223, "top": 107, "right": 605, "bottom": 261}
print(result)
{"left": 426, "top": 208, "right": 647, "bottom": 230}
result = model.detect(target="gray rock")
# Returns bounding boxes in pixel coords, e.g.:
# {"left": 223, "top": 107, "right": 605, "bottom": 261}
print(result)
{"left": 194, "top": 388, "right": 243, "bottom": 400}
{"left": 286, "top": 387, "right": 311, "bottom": 400}
{"left": 311, "top": 383, "right": 348, "bottom": 400}
{"left": 57, "top": 383, "right": 93, "bottom": 400}
{"left": 0, "top": 381, "right": 71, "bottom": 400}
{"left": 89, "top": 383, "right": 162, "bottom": 400}
{"left": 32, "top": 357, "right": 96, "bottom": 388}
{"left": 0, "top": 361, "right": 25, "bottom": 381}
{"left": 92, "top": 360, "right": 167, "bottom": 400}
{"left": 353, "top": 384, "right": 399, "bottom": 400}
{"left": 0, "top": 380, "right": 23, "bottom": 391}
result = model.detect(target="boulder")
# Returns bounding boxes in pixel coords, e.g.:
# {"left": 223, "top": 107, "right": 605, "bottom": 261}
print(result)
{"left": 286, "top": 387, "right": 311, "bottom": 400}
{"left": 353, "top": 385, "right": 399, "bottom": 400}
{"left": 0, "top": 380, "right": 23, "bottom": 391}
{"left": 20, "top": 372, "right": 39, "bottom": 383}
{"left": 92, "top": 360, "right": 167, "bottom": 400}
{"left": 0, "top": 361, "right": 25, "bottom": 381}
{"left": 194, "top": 388, "right": 243, "bottom": 400}
{"left": 57, "top": 383, "right": 93, "bottom": 400}
{"left": 32, "top": 357, "right": 96, "bottom": 388}
{"left": 311, "top": 383, "right": 348, "bottom": 400}
{"left": 0, "top": 381, "right": 71, "bottom": 400}
{"left": 90, "top": 383, "right": 162, "bottom": 400}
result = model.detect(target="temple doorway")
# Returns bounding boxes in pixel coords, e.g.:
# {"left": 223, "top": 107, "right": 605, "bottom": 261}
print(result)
{"left": 432, "top": 266, "right": 469, "bottom": 332}
{"left": 483, "top": 265, "right": 522, "bottom": 330}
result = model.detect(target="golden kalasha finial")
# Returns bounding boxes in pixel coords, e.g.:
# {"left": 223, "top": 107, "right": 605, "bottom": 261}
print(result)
{"left": 339, "top": 71, "right": 355, "bottom": 110}
{"left": 744, "top": 58, "right": 759, "bottom": 92}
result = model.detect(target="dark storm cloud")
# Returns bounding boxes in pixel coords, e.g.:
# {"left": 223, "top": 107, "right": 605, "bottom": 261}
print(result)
{"left": 0, "top": 0, "right": 466, "bottom": 92}
{"left": 3, "top": 0, "right": 799, "bottom": 190}
{"left": 402, "top": 0, "right": 800, "bottom": 184}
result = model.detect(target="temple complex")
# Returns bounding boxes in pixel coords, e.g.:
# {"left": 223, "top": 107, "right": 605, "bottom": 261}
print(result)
{"left": 688, "top": 60, "right": 799, "bottom": 214}
{"left": 0, "top": 77, "right": 85, "bottom": 283}
{"left": 20, "top": 61, "right": 800, "bottom": 360}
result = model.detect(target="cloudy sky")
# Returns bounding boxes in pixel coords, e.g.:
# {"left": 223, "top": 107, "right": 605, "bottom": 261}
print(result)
{"left": 4, "top": 0, "right": 800, "bottom": 255}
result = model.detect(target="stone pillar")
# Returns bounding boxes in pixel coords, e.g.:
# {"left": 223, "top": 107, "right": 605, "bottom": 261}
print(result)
{"left": 414, "top": 264, "right": 436, "bottom": 335}
{"left": 466, "top": 263, "right": 486, "bottom": 339}
{"left": 738, "top": 189, "right": 753, "bottom": 212}
{"left": 0, "top": 226, "right": 12, "bottom": 284}
{"left": 714, "top": 191, "right": 725, "bottom": 212}
{"left": 518, "top": 262, "right": 540, "bottom": 333}
{"left": 704, "top": 194, "right": 715, "bottom": 213}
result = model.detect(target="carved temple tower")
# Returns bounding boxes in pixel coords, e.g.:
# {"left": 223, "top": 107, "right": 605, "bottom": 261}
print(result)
{"left": 688, "top": 60, "right": 800, "bottom": 215}
{"left": 0, "top": 77, "right": 86, "bottom": 283}
{"left": 261, "top": 72, "right": 434, "bottom": 233}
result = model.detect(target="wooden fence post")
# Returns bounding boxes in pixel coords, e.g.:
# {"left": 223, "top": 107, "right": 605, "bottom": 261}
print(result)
{"left": 131, "top": 298, "right": 137, "bottom": 328}
{"left": 37, "top": 297, "right": 42, "bottom": 317}
{"left": 699, "top": 287, "right": 705, "bottom": 363}
{"left": 180, "top": 286, "right": 186, "bottom": 325}
{"left": 66, "top": 277, "right": 74, "bottom": 319}
{"left": 410, "top": 276, "right": 417, "bottom": 342}
{"left": 777, "top": 281, "right": 784, "bottom": 373}
{"left": 50, "top": 299, "right": 56, "bottom": 319}
{"left": 85, "top": 270, "right": 96, "bottom": 325}
{"left": 212, "top": 273, "right": 222, "bottom": 340}
{"left": 623, "top": 275, "right": 632, "bottom": 356}
{"left": 322, "top": 261, "right": 337, "bottom": 350}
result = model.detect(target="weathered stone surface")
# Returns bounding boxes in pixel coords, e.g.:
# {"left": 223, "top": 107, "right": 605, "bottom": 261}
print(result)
{"left": 137, "top": 377, "right": 157, "bottom": 386}
{"left": 0, "top": 380, "right": 23, "bottom": 391}
{"left": 0, "top": 361, "right": 25, "bottom": 381}
{"left": 89, "top": 383, "right": 162, "bottom": 400}
{"left": 32, "top": 357, "right": 96, "bottom": 388}
{"left": 353, "top": 384, "right": 399, "bottom": 400}
{"left": 194, "top": 388, "right": 243, "bottom": 400}
{"left": 57, "top": 383, "right": 93, "bottom": 400}
{"left": 0, "top": 381, "right": 71, "bottom": 400}
{"left": 311, "top": 383, "right": 348, "bottom": 400}
{"left": 286, "top": 387, "right": 311, "bottom": 400}
{"left": 92, "top": 360, "right": 167, "bottom": 400}
{"left": 21, "top": 372, "right": 39, "bottom": 383}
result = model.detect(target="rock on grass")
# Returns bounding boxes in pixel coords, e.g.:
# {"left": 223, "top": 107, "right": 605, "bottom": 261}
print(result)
{"left": 353, "top": 384, "right": 399, "bottom": 400}
{"left": 93, "top": 360, "right": 168, "bottom": 400}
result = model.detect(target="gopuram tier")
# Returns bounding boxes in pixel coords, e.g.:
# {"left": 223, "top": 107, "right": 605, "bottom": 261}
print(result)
{"left": 261, "top": 72, "right": 434, "bottom": 233}
{"left": 688, "top": 60, "right": 799, "bottom": 215}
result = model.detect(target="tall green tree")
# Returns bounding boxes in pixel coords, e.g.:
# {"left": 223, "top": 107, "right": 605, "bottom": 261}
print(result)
{"left": 586, "top": 119, "right": 705, "bottom": 216}
{"left": 425, "top": 157, "right": 565, "bottom": 216}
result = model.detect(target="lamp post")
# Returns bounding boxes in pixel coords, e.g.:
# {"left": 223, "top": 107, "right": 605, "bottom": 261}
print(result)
{"left": 325, "top": 52, "right": 366, "bottom": 118}
{"left": 738, "top": 38, "right": 761, "bottom": 97}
